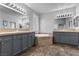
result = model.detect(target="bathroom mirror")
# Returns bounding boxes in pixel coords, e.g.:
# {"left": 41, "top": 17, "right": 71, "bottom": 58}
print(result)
{"left": 18, "top": 15, "right": 30, "bottom": 30}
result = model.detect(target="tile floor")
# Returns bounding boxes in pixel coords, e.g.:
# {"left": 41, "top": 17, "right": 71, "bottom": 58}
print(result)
{"left": 20, "top": 36, "right": 79, "bottom": 56}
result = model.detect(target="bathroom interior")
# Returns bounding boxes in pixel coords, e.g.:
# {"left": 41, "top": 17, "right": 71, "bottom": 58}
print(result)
{"left": 0, "top": 3, "right": 79, "bottom": 56}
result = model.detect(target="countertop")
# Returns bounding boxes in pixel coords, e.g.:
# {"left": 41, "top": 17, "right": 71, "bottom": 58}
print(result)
{"left": 53, "top": 29, "right": 79, "bottom": 32}
{"left": 0, "top": 31, "right": 33, "bottom": 36}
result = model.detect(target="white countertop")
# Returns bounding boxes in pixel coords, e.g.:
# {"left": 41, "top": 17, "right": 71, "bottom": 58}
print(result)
{"left": 53, "top": 29, "right": 79, "bottom": 32}
{"left": 35, "top": 34, "right": 52, "bottom": 37}
{"left": 0, "top": 31, "right": 33, "bottom": 36}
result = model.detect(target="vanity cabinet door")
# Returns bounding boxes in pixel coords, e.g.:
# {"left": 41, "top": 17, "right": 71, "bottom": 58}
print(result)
{"left": 27, "top": 33, "right": 32, "bottom": 48}
{"left": 55, "top": 32, "right": 79, "bottom": 45}
{"left": 60, "top": 32, "right": 67, "bottom": 43}
{"left": 53, "top": 32, "right": 61, "bottom": 43}
{"left": 22, "top": 34, "right": 28, "bottom": 50}
{"left": 31, "top": 32, "right": 35, "bottom": 46}
{"left": 0, "top": 36, "right": 12, "bottom": 56}
{"left": 12, "top": 35, "right": 22, "bottom": 55}
{"left": 67, "top": 32, "right": 78, "bottom": 45}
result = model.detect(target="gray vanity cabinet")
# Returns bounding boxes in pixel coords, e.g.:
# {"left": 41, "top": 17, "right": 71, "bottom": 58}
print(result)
{"left": 59, "top": 32, "right": 78, "bottom": 45}
{"left": 0, "top": 32, "right": 35, "bottom": 56}
{"left": 22, "top": 34, "right": 28, "bottom": 50}
{"left": 32, "top": 32, "right": 35, "bottom": 45}
{"left": 53, "top": 32, "right": 61, "bottom": 43}
{"left": 59, "top": 32, "right": 67, "bottom": 43}
{"left": 12, "top": 34, "right": 22, "bottom": 55}
{"left": 53, "top": 32, "right": 79, "bottom": 47}
{"left": 65, "top": 32, "right": 78, "bottom": 45}
{"left": 27, "top": 33, "right": 32, "bottom": 48}
{"left": 31, "top": 32, "right": 35, "bottom": 46}
{"left": 22, "top": 32, "right": 35, "bottom": 50}
{"left": 0, "top": 35, "right": 12, "bottom": 56}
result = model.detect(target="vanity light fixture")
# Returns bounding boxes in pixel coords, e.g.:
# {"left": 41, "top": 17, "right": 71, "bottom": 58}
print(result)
{"left": 3, "top": 3, "right": 26, "bottom": 15}
{"left": 17, "top": 8, "right": 21, "bottom": 11}
{"left": 18, "top": 9, "right": 21, "bottom": 11}
{"left": 20, "top": 9, "right": 23, "bottom": 12}
{"left": 5, "top": 3, "right": 10, "bottom": 6}
{"left": 9, "top": 4, "right": 13, "bottom": 7}
{"left": 16, "top": 8, "right": 20, "bottom": 10}
{"left": 13, "top": 6, "right": 17, "bottom": 9}
{"left": 9, "top": 3, "right": 13, "bottom": 7}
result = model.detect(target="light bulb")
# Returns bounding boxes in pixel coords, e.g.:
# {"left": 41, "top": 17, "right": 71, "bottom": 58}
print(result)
{"left": 9, "top": 4, "right": 13, "bottom": 7}
{"left": 13, "top": 6, "right": 17, "bottom": 9}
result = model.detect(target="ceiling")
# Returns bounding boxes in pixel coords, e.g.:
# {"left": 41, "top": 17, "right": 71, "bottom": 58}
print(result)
{"left": 25, "top": 3, "right": 77, "bottom": 14}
